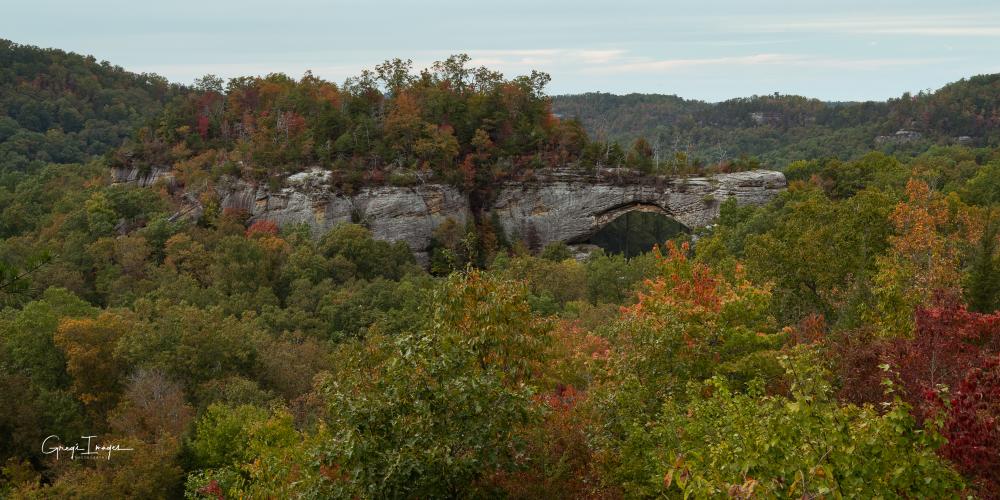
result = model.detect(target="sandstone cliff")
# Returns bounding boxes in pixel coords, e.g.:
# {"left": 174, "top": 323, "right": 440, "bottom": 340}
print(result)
{"left": 111, "top": 167, "right": 785, "bottom": 264}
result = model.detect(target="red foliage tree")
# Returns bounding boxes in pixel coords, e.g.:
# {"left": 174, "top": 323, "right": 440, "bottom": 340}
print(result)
{"left": 839, "top": 296, "right": 1000, "bottom": 492}
{"left": 938, "top": 356, "right": 1000, "bottom": 496}
{"left": 489, "top": 385, "right": 617, "bottom": 499}
{"left": 196, "top": 114, "right": 210, "bottom": 140}
{"left": 838, "top": 295, "right": 1000, "bottom": 409}
{"left": 196, "top": 479, "right": 224, "bottom": 500}
{"left": 834, "top": 327, "right": 887, "bottom": 405}
{"left": 885, "top": 295, "right": 1000, "bottom": 413}
{"left": 246, "top": 219, "right": 279, "bottom": 237}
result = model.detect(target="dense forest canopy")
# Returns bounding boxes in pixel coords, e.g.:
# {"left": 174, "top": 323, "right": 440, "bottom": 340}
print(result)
{"left": 2, "top": 40, "right": 1000, "bottom": 497}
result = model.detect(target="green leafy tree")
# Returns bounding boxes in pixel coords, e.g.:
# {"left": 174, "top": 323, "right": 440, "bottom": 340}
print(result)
{"left": 966, "top": 210, "right": 1000, "bottom": 312}
{"left": 634, "top": 351, "right": 964, "bottom": 498}
{"left": 318, "top": 224, "right": 415, "bottom": 281}
{"left": 311, "top": 271, "right": 551, "bottom": 497}
{"left": 116, "top": 301, "right": 259, "bottom": 390}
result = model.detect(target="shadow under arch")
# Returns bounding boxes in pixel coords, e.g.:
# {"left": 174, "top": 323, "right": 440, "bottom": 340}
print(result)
{"left": 579, "top": 202, "right": 690, "bottom": 258}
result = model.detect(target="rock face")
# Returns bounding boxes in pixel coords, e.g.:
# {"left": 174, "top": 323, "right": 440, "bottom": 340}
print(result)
{"left": 229, "top": 170, "right": 470, "bottom": 265}
{"left": 490, "top": 169, "right": 786, "bottom": 248}
{"left": 112, "top": 166, "right": 785, "bottom": 264}
{"left": 109, "top": 166, "right": 175, "bottom": 188}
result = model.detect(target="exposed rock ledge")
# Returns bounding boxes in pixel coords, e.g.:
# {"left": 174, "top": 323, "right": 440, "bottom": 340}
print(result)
{"left": 111, "top": 167, "right": 785, "bottom": 265}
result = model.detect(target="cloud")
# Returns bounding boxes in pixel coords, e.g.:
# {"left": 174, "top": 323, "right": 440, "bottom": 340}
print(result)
{"left": 129, "top": 49, "right": 631, "bottom": 84}
{"left": 752, "top": 14, "right": 1000, "bottom": 37}
{"left": 591, "top": 53, "right": 798, "bottom": 73}
{"left": 802, "top": 57, "right": 953, "bottom": 70}
{"left": 412, "top": 48, "right": 953, "bottom": 77}
{"left": 688, "top": 39, "right": 792, "bottom": 47}
{"left": 576, "top": 49, "right": 629, "bottom": 64}
{"left": 583, "top": 53, "right": 952, "bottom": 74}
{"left": 463, "top": 48, "right": 627, "bottom": 68}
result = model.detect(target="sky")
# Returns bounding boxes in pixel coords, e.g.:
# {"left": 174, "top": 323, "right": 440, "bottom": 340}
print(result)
{"left": 4, "top": 0, "right": 1000, "bottom": 102}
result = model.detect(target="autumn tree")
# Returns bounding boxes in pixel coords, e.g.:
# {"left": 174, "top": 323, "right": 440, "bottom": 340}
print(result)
{"left": 869, "top": 179, "right": 970, "bottom": 337}
{"left": 593, "top": 242, "right": 785, "bottom": 486}
{"left": 110, "top": 369, "right": 193, "bottom": 443}
{"left": 883, "top": 297, "right": 1000, "bottom": 412}
{"left": 53, "top": 312, "right": 132, "bottom": 421}
{"left": 938, "top": 356, "right": 1000, "bottom": 496}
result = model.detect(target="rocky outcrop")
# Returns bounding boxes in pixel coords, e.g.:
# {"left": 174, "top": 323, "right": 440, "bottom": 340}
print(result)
{"left": 875, "top": 129, "right": 923, "bottom": 146}
{"left": 113, "top": 166, "right": 785, "bottom": 264}
{"left": 217, "top": 169, "right": 471, "bottom": 265}
{"left": 490, "top": 169, "right": 786, "bottom": 248}
{"left": 110, "top": 166, "right": 176, "bottom": 188}
{"left": 112, "top": 167, "right": 471, "bottom": 265}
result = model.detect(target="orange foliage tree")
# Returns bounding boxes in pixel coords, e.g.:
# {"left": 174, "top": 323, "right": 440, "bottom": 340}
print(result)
{"left": 869, "top": 178, "right": 974, "bottom": 337}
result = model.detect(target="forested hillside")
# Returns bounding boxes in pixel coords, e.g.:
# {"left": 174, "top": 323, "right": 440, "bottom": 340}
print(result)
{"left": 0, "top": 39, "right": 183, "bottom": 173}
{"left": 2, "top": 41, "right": 1000, "bottom": 498}
{"left": 552, "top": 74, "right": 1000, "bottom": 168}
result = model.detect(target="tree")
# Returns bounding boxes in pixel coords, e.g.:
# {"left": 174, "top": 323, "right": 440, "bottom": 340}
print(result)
{"left": 492, "top": 252, "right": 588, "bottom": 308}
{"left": 636, "top": 351, "right": 964, "bottom": 498}
{"left": 193, "top": 74, "right": 224, "bottom": 94}
{"left": 869, "top": 179, "right": 969, "bottom": 337}
{"left": 53, "top": 312, "right": 132, "bottom": 421}
{"left": 116, "top": 53, "right": 572, "bottom": 192}
{"left": 540, "top": 241, "right": 573, "bottom": 262}
{"left": 182, "top": 404, "right": 306, "bottom": 499}
{"left": 594, "top": 242, "right": 783, "bottom": 468}
{"left": 0, "top": 287, "right": 95, "bottom": 390}
{"left": 311, "top": 271, "right": 551, "bottom": 497}
{"left": 961, "top": 161, "right": 1000, "bottom": 205}
{"left": 116, "top": 302, "right": 258, "bottom": 390}
{"left": 383, "top": 91, "right": 426, "bottom": 160}
{"left": 742, "top": 185, "right": 894, "bottom": 327}
{"left": 162, "top": 233, "right": 209, "bottom": 280}
{"left": 583, "top": 250, "right": 655, "bottom": 305}
{"left": 254, "top": 334, "right": 331, "bottom": 400}
{"left": 84, "top": 192, "right": 117, "bottom": 236}
{"left": 318, "top": 223, "right": 415, "bottom": 281}
{"left": 16, "top": 436, "right": 185, "bottom": 499}
{"left": 414, "top": 124, "right": 460, "bottom": 174}
{"left": 883, "top": 297, "right": 1000, "bottom": 413}
{"left": 110, "top": 369, "right": 193, "bottom": 443}
{"left": 626, "top": 137, "right": 654, "bottom": 172}
{"left": 207, "top": 235, "right": 282, "bottom": 296}
{"left": 186, "top": 404, "right": 298, "bottom": 471}
{"left": 938, "top": 356, "right": 1000, "bottom": 496}
{"left": 965, "top": 210, "right": 1000, "bottom": 313}
{"left": 0, "top": 253, "right": 50, "bottom": 307}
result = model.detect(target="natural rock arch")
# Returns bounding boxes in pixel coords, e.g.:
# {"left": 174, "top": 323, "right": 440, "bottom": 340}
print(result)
{"left": 490, "top": 169, "right": 786, "bottom": 250}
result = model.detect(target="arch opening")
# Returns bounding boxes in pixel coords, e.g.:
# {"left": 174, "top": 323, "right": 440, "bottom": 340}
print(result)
{"left": 586, "top": 209, "right": 689, "bottom": 258}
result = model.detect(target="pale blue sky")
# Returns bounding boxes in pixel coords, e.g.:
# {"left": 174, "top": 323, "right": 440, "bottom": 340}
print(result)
{"left": 4, "top": 0, "right": 1000, "bottom": 101}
